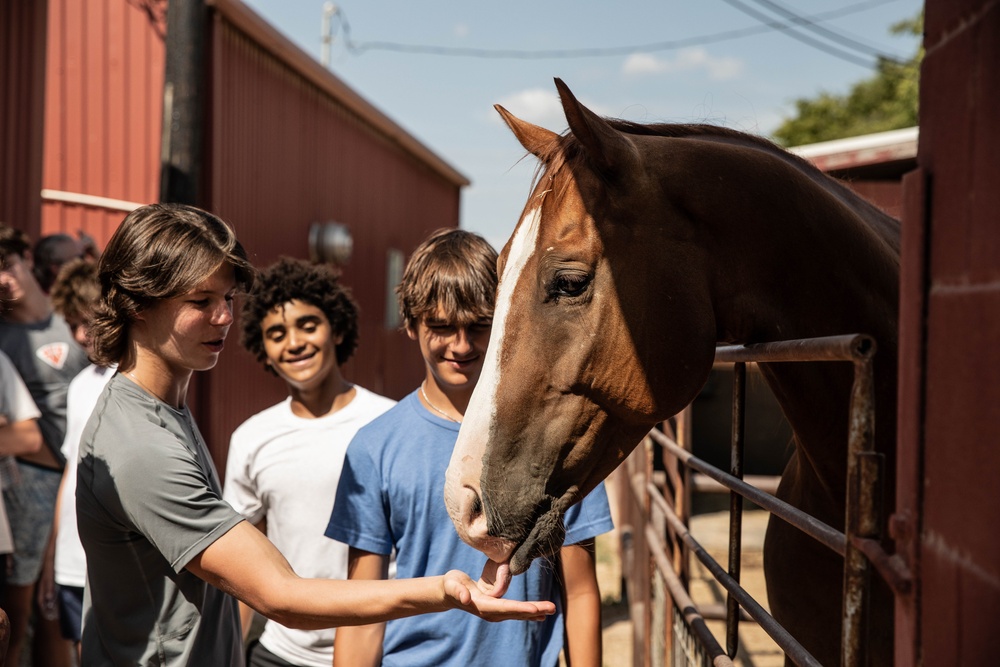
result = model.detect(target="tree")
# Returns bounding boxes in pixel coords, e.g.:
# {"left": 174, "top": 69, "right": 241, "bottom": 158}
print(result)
{"left": 772, "top": 13, "right": 922, "bottom": 147}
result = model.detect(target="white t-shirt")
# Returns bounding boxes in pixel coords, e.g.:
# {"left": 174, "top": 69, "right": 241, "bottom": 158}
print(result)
{"left": 224, "top": 385, "right": 395, "bottom": 667}
{"left": 0, "top": 350, "right": 42, "bottom": 554}
{"left": 55, "top": 364, "right": 114, "bottom": 587}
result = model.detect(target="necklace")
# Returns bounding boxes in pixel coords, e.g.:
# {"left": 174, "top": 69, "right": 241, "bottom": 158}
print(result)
{"left": 124, "top": 370, "right": 165, "bottom": 404}
{"left": 419, "top": 382, "right": 461, "bottom": 423}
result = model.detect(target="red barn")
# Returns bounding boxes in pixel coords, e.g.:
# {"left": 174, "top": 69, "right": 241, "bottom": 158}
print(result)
{"left": 1, "top": 0, "right": 468, "bottom": 471}
{"left": 790, "top": 125, "right": 918, "bottom": 220}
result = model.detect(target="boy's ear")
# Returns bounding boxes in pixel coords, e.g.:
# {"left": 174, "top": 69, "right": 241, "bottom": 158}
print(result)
{"left": 404, "top": 322, "right": 417, "bottom": 341}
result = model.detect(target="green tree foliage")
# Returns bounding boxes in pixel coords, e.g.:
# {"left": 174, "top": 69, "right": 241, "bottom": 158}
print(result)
{"left": 772, "top": 13, "right": 922, "bottom": 147}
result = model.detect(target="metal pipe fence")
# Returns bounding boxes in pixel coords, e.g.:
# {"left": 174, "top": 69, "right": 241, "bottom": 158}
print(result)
{"left": 615, "top": 334, "right": 908, "bottom": 666}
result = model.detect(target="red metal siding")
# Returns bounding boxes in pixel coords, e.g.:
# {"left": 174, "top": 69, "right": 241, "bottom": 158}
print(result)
{"left": 843, "top": 181, "right": 904, "bottom": 220}
{"left": 39, "top": 0, "right": 164, "bottom": 246}
{"left": 898, "top": 1, "right": 1000, "bottom": 663}
{"left": 0, "top": 0, "right": 47, "bottom": 236}
{"left": 197, "top": 11, "right": 463, "bottom": 468}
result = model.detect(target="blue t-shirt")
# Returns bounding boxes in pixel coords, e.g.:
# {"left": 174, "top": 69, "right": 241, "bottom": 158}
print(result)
{"left": 326, "top": 391, "right": 614, "bottom": 667}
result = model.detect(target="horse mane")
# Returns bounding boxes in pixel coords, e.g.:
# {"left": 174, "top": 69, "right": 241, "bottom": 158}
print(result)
{"left": 531, "top": 118, "right": 900, "bottom": 255}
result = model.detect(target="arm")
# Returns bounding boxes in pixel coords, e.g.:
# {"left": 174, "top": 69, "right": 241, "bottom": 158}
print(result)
{"left": 559, "top": 540, "right": 603, "bottom": 667}
{"left": 237, "top": 517, "right": 267, "bottom": 640}
{"left": 332, "top": 548, "right": 389, "bottom": 667}
{"left": 36, "top": 464, "right": 70, "bottom": 619}
{"left": 185, "top": 521, "right": 554, "bottom": 631}
{"left": 0, "top": 416, "right": 43, "bottom": 457}
{"left": 0, "top": 358, "right": 46, "bottom": 460}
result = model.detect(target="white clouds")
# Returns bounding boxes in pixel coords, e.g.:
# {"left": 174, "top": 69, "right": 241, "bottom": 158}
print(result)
{"left": 623, "top": 48, "right": 744, "bottom": 81}
{"left": 493, "top": 88, "right": 617, "bottom": 128}
{"left": 494, "top": 88, "right": 566, "bottom": 127}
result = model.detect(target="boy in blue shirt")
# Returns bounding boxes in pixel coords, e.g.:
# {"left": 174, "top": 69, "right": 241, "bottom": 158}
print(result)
{"left": 327, "top": 229, "right": 614, "bottom": 666}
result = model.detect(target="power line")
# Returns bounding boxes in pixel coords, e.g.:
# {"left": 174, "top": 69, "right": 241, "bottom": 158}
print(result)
{"left": 744, "top": 0, "right": 906, "bottom": 63}
{"left": 717, "top": 0, "right": 899, "bottom": 68}
{"left": 325, "top": 0, "right": 905, "bottom": 68}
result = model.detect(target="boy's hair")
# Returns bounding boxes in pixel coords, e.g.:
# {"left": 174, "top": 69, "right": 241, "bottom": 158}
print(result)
{"left": 33, "top": 233, "right": 82, "bottom": 291}
{"left": 241, "top": 257, "right": 360, "bottom": 369}
{"left": 397, "top": 228, "right": 498, "bottom": 329}
{"left": 0, "top": 224, "right": 31, "bottom": 266}
{"left": 49, "top": 258, "right": 100, "bottom": 325}
{"left": 90, "top": 203, "right": 256, "bottom": 369}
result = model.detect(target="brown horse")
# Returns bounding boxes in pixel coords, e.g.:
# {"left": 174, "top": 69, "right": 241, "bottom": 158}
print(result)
{"left": 444, "top": 79, "right": 899, "bottom": 665}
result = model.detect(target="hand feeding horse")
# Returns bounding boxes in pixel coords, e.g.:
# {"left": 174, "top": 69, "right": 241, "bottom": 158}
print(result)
{"left": 445, "top": 79, "right": 899, "bottom": 665}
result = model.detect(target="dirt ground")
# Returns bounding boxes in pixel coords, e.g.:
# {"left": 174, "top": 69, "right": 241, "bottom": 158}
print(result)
{"left": 593, "top": 509, "right": 783, "bottom": 667}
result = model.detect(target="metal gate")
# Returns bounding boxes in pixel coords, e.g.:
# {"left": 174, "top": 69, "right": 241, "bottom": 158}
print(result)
{"left": 613, "top": 334, "right": 912, "bottom": 667}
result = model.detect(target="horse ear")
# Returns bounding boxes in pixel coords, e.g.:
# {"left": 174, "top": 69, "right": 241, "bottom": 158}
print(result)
{"left": 554, "top": 78, "right": 636, "bottom": 178}
{"left": 494, "top": 104, "right": 559, "bottom": 158}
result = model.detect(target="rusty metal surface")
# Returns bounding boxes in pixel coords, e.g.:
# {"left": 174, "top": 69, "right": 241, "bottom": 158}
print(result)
{"left": 649, "top": 428, "right": 847, "bottom": 557}
{"left": 632, "top": 333, "right": 905, "bottom": 666}
{"left": 644, "top": 522, "right": 734, "bottom": 667}
{"left": 715, "top": 334, "right": 875, "bottom": 364}
{"left": 841, "top": 355, "right": 877, "bottom": 667}
{"left": 647, "top": 483, "right": 822, "bottom": 667}
{"left": 725, "top": 363, "right": 746, "bottom": 658}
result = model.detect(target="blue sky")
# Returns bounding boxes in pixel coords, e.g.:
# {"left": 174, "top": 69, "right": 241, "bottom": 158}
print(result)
{"left": 243, "top": 0, "right": 922, "bottom": 250}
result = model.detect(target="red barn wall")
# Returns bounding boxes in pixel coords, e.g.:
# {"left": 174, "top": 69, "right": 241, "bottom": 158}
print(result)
{"left": 842, "top": 181, "right": 904, "bottom": 221}
{"left": 198, "top": 5, "right": 466, "bottom": 467}
{"left": 4, "top": 0, "right": 465, "bottom": 473}
{"left": 39, "top": 0, "right": 164, "bottom": 244}
{"left": 897, "top": 1, "right": 1000, "bottom": 664}
{"left": 0, "top": 0, "right": 47, "bottom": 235}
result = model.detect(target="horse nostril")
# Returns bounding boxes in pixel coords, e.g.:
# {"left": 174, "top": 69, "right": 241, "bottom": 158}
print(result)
{"left": 470, "top": 493, "right": 483, "bottom": 520}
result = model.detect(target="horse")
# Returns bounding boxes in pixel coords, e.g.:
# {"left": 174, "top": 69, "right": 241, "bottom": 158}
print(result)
{"left": 444, "top": 79, "right": 899, "bottom": 665}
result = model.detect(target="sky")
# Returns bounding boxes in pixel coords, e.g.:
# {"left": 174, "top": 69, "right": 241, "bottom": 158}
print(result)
{"left": 242, "top": 0, "right": 922, "bottom": 251}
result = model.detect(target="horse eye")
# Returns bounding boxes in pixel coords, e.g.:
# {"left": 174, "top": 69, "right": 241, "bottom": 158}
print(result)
{"left": 549, "top": 272, "right": 591, "bottom": 299}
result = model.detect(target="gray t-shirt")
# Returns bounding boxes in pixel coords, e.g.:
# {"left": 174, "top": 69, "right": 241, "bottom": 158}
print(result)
{"left": 0, "top": 313, "right": 89, "bottom": 465}
{"left": 77, "top": 374, "right": 244, "bottom": 666}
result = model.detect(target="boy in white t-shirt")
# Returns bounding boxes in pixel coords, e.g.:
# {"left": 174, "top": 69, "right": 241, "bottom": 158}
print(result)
{"left": 38, "top": 258, "right": 112, "bottom": 662}
{"left": 223, "top": 257, "right": 395, "bottom": 667}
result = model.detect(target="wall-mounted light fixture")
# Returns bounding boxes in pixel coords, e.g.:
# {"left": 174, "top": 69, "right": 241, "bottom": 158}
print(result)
{"left": 308, "top": 221, "right": 353, "bottom": 265}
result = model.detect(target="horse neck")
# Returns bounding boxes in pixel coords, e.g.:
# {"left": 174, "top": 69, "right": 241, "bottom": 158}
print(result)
{"left": 700, "top": 165, "right": 900, "bottom": 510}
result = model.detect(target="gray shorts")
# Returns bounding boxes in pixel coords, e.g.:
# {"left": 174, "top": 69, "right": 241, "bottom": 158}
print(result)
{"left": 2, "top": 462, "right": 61, "bottom": 586}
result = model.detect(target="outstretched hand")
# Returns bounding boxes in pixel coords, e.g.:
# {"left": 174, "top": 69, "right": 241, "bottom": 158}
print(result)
{"left": 441, "top": 569, "right": 554, "bottom": 622}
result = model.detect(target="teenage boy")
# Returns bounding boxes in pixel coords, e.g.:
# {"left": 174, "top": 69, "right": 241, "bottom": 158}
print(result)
{"left": 38, "top": 258, "right": 112, "bottom": 662}
{"left": 0, "top": 224, "right": 88, "bottom": 667}
{"left": 224, "top": 257, "right": 395, "bottom": 667}
{"left": 0, "top": 348, "right": 44, "bottom": 563}
{"left": 327, "top": 229, "right": 614, "bottom": 667}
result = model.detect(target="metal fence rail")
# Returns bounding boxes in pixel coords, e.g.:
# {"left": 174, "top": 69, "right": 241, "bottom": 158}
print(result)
{"left": 617, "top": 334, "right": 909, "bottom": 667}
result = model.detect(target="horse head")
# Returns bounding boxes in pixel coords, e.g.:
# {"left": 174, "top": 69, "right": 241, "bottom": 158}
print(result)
{"left": 444, "top": 79, "right": 719, "bottom": 574}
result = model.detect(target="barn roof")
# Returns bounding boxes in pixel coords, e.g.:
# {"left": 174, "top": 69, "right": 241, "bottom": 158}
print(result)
{"left": 789, "top": 127, "right": 918, "bottom": 178}
{"left": 208, "top": 0, "right": 470, "bottom": 188}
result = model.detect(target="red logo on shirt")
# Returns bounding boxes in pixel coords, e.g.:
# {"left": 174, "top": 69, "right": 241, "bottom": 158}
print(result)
{"left": 36, "top": 343, "right": 69, "bottom": 370}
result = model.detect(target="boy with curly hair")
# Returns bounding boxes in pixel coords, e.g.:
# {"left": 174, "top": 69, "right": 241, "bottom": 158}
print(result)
{"left": 224, "top": 257, "right": 396, "bottom": 667}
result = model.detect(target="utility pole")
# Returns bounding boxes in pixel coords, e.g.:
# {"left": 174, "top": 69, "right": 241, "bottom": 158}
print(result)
{"left": 321, "top": 2, "right": 337, "bottom": 68}
{"left": 160, "top": 0, "right": 208, "bottom": 205}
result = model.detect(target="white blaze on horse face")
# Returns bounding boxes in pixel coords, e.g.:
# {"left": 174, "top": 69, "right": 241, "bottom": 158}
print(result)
{"left": 445, "top": 204, "right": 543, "bottom": 558}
